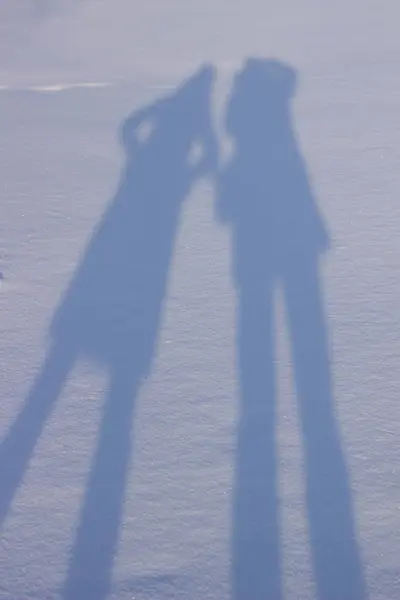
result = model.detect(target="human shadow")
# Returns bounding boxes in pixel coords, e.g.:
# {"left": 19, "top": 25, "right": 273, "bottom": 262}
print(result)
{"left": 217, "top": 58, "right": 366, "bottom": 600}
{"left": 0, "top": 65, "right": 217, "bottom": 599}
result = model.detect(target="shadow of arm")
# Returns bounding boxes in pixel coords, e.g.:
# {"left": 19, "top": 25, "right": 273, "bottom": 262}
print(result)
{"left": 215, "top": 164, "right": 237, "bottom": 225}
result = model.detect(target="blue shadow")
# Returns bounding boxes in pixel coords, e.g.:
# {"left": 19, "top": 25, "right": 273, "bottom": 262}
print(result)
{"left": 217, "top": 58, "right": 366, "bottom": 600}
{"left": 0, "top": 65, "right": 217, "bottom": 599}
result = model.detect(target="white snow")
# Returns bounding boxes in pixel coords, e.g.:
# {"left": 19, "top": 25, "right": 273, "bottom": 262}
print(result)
{"left": 1, "top": 1, "right": 400, "bottom": 599}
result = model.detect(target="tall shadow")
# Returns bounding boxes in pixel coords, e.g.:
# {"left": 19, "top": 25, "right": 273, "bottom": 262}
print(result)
{"left": 217, "top": 59, "right": 366, "bottom": 600}
{"left": 0, "top": 65, "right": 217, "bottom": 599}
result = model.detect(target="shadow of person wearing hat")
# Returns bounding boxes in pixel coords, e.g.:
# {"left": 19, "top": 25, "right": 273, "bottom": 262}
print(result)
{"left": 217, "top": 58, "right": 366, "bottom": 600}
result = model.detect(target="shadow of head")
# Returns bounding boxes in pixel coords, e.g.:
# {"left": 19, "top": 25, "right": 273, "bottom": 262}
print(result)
{"left": 226, "top": 58, "right": 298, "bottom": 144}
{"left": 120, "top": 64, "right": 216, "bottom": 160}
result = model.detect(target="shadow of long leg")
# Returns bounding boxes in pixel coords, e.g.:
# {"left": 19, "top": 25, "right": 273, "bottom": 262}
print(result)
{"left": 283, "top": 260, "right": 366, "bottom": 600}
{"left": 62, "top": 360, "right": 139, "bottom": 600}
{"left": 0, "top": 344, "right": 76, "bottom": 527}
{"left": 233, "top": 282, "right": 282, "bottom": 600}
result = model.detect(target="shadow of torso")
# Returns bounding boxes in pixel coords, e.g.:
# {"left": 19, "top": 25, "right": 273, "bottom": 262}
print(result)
{"left": 218, "top": 62, "right": 328, "bottom": 288}
{"left": 51, "top": 70, "right": 216, "bottom": 373}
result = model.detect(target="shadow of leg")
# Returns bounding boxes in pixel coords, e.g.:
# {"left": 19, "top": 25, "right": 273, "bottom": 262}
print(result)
{"left": 283, "top": 261, "right": 366, "bottom": 600}
{"left": 0, "top": 344, "right": 76, "bottom": 527}
{"left": 62, "top": 360, "right": 139, "bottom": 600}
{"left": 233, "top": 283, "right": 282, "bottom": 600}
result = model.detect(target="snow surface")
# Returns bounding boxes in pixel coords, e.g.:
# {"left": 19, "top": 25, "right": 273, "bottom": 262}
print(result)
{"left": 1, "top": 1, "right": 400, "bottom": 599}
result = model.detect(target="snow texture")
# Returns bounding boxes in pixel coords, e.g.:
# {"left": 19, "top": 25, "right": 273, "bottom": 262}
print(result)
{"left": 1, "top": 1, "right": 400, "bottom": 599}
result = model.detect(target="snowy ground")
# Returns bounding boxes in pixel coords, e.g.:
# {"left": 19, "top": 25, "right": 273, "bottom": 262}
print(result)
{"left": 1, "top": 2, "right": 400, "bottom": 599}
